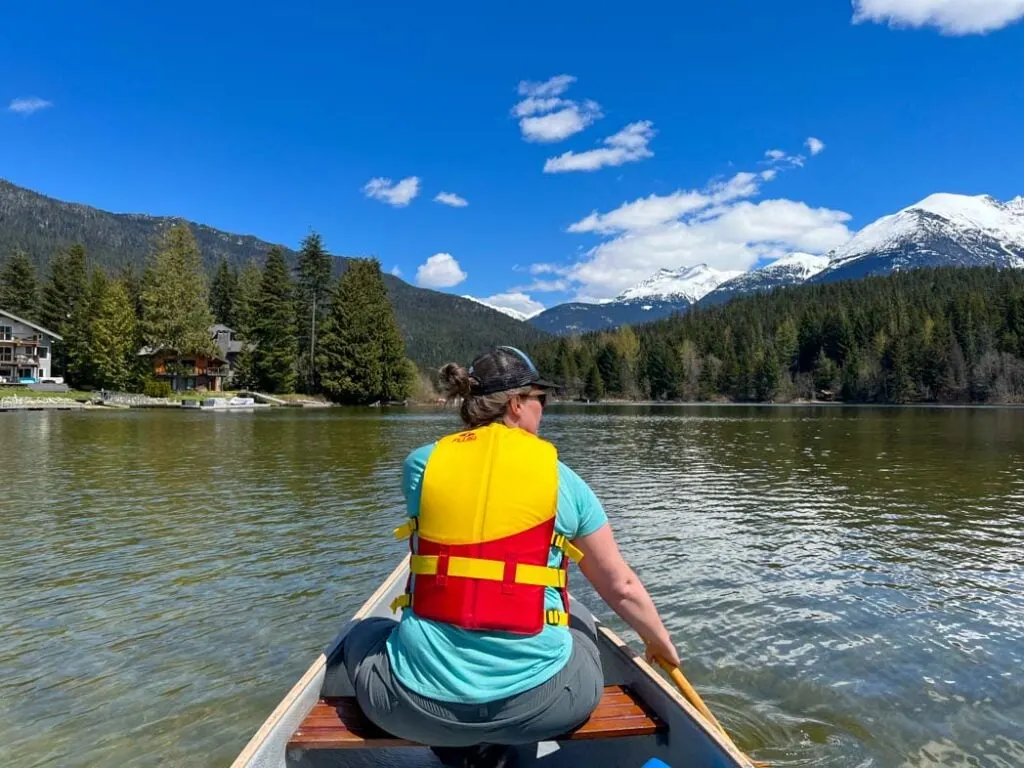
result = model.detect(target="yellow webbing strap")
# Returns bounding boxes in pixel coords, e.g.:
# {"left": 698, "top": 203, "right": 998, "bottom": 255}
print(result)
{"left": 390, "top": 593, "right": 411, "bottom": 613}
{"left": 545, "top": 609, "right": 570, "bottom": 627}
{"left": 393, "top": 518, "right": 419, "bottom": 540}
{"left": 551, "top": 533, "right": 584, "bottom": 563}
{"left": 410, "top": 555, "right": 567, "bottom": 589}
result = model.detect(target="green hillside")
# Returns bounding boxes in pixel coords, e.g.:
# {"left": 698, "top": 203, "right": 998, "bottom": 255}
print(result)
{"left": 0, "top": 178, "right": 548, "bottom": 367}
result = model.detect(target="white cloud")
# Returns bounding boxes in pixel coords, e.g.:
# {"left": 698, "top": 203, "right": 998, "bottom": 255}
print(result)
{"left": 518, "top": 74, "right": 576, "bottom": 98}
{"left": 390, "top": 265, "right": 403, "bottom": 277}
{"left": 434, "top": 191, "right": 469, "bottom": 208}
{"left": 544, "top": 121, "right": 656, "bottom": 173}
{"left": 765, "top": 149, "right": 787, "bottom": 161}
{"left": 512, "top": 97, "right": 569, "bottom": 118}
{"left": 416, "top": 253, "right": 467, "bottom": 288}
{"left": 519, "top": 102, "right": 602, "bottom": 143}
{"left": 362, "top": 176, "right": 420, "bottom": 207}
{"left": 463, "top": 292, "right": 545, "bottom": 320}
{"left": 852, "top": 0, "right": 1024, "bottom": 34}
{"left": 513, "top": 75, "right": 602, "bottom": 142}
{"left": 806, "top": 137, "right": 826, "bottom": 155}
{"left": 8, "top": 97, "right": 53, "bottom": 115}
{"left": 568, "top": 171, "right": 761, "bottom": 234}
{"left": 553, "top": 158, "right": 852, "bottom": 299}
{"left": 517, "top": 278, "right": 572, "bottom": 293}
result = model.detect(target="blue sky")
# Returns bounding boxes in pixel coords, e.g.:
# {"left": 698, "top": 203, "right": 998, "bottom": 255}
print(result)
{"left": 2, "top": 1, "right": 1023, "bottom": 316}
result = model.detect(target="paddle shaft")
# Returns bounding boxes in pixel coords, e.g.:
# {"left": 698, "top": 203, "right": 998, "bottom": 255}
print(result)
{"left": 655, "top": 658, "right": 765, "bottom": 768}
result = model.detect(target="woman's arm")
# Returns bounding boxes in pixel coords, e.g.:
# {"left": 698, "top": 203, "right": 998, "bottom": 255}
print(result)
{"left": 575, "top": 523, "right": 681, "bottom": 667}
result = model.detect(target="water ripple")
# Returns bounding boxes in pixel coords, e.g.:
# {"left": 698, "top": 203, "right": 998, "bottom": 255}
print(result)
{"left": 1, "top": 406, "right": 1022, "bottom": 766}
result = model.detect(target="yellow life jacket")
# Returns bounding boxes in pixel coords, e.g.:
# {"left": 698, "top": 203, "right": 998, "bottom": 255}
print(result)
{"left": 391, "top": 423, "right": 582, "bottom": 634}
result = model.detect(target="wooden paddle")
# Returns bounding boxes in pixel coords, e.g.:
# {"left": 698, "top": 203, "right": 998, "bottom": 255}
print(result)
{"left": 654, "top": 658, "right": 767, "bottom": 768}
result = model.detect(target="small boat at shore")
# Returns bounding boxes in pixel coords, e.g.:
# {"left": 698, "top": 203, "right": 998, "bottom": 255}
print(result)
{"left": 183, "top": 396, "right": 270, "bottom": 411}
{"left": 231, "top": 556, "right": 753, "bottom": 768}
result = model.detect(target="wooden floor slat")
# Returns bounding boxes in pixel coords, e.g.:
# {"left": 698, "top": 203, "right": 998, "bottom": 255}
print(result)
{"left": 288, "top": 685, "right": 666, "bottom": 750}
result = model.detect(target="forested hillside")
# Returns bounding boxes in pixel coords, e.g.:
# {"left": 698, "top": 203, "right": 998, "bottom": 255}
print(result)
{"left": 530, "top": 267, "right": 1024, "bottom": 404}
{"left": 0, "top": 179, "right": 547, "bottom": 367}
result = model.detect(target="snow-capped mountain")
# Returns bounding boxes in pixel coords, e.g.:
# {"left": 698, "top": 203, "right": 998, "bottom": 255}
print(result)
{"left": 461, "top": 295, "right": 541, "bottom": 322}
{"left": 700, "top": 252, "right": 830, "bottom": 306}
{"left": 616, "top": 264, "right": 743, "bottom": 303}
{"left": 530, "top": 192, "right": 1024, "bottom": 335}
{"left": 530, "top": 264, "right": 739, "bottom": 335}
{"left": 814, "top": 193, "right": 1024, "bottom": 283}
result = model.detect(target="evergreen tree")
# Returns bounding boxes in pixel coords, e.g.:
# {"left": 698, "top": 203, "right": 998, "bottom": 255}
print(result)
{"left": 41, "top": 243, "right": 89, "bottom": 376}
{"left": 0, "top": 250, "right": 40, "bottom": 321}
{"left": 41, "top": 244, "right": 88, "bottom": 332}
{"left": 596, "top": 342, "right": 622, "bottom": 395}
{"left": 231, "top": 260, "right": 264, "bottom": 390}
{"left": 252, "top": 247, "right": 298, "bottom": 393}
{"left": 92, "top": 280, "right": 139, "bottom": 391}
{"left": 65, "top": 269, "right": 108, "bottom": 389}
{"left": 209, "top": 258, "right": 239, "bottom": 327}
{"left": 583, "top": 361, "right": 604, "bottom": 401}
{"left": 140, "top": 224, "right": 216, "bottom": 359}
{"left": 295, "top": 232, "right": 334, "bottom": 393}
{"left": 318, "top": 258, "right": 408, "bottom": 404}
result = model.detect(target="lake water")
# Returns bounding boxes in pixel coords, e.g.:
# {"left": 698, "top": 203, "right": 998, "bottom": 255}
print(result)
{"left": 2, "top": 406, "right": 1022, "bottom": 767}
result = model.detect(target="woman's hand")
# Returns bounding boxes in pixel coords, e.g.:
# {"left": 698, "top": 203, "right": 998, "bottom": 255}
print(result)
{"left": 643, "top": 634, "right": 681, "bottom": 668}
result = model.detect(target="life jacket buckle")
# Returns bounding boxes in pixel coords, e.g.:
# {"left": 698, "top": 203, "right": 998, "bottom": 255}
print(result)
{"left": 436, "top": 545, "right": 450, "bottom": 587}
{"left": 502, "top": 556, "right": 517, "bottom": 595}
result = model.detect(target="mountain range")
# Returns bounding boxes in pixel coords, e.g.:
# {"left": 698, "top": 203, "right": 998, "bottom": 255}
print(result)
{"left": 4, "top": 179, "right": 1022, "bottom": 348}
{"left": 530, "top": 192, "right": 1024, "bottom": 335}
{"left": 0, "top": 179, "right": 548, "bottom": 367}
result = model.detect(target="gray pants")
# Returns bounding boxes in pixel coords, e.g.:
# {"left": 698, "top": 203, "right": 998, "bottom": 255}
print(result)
{"left": 342, "top": 615, "right": 603, "bottom": 748}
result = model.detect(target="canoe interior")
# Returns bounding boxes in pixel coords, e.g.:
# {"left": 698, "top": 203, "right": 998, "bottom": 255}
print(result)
{"left": 233, "top": 557, "right": 751, "bottom": 768}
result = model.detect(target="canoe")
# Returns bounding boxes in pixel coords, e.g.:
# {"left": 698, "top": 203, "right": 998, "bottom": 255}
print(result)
{"left": 231, "top": 556, "right": 753, "bottom": 768}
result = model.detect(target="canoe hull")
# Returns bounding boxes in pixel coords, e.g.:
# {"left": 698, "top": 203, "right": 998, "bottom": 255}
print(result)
{"left": 232, "top": 557, "right": 751, "bottom": 768}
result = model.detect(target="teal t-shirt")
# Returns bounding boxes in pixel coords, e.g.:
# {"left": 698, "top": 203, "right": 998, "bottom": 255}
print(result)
{"left": 385, "top": 440, "right": 608, "bottom": 704}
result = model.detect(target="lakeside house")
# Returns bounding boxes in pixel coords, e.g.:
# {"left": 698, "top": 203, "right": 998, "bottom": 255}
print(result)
{"left": 139, "top": 324, "right": 250, "bottom": 392}
{"left": 0, "top": 308, "right": 62, "bottom": 383}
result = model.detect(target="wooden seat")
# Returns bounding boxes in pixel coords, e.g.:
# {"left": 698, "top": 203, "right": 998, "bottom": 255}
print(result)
{"left": 288, "top": 685, "right": 666, "bottom": 750}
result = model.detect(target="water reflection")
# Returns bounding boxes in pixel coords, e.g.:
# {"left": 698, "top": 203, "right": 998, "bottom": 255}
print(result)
{"left": 1, "top": 405, "right": 1021, "bottom": 767}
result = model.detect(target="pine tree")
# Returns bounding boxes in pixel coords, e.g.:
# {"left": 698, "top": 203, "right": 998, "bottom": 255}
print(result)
{"left": 252, "top": 247, "right": 298, "bottom": 393}
{"left": 209, "top": 258, "right": 239, "bottom": 327}
{"left": 41, "top": 243, "right": 88, "bottom": 376}
{"left": 92, "top": 280, "right": 139, "bottom": 391}
{"left": 65, "top": 269, "right": 108, "bottom": 389}
{"left": 140, "top": 224, "right": 216, "bottom": 359}
{"left": 41, "top": 244, "right": 88, "bottom": 332}
{"left": 295, "top": 232, "right": 334, "bottom": 393}
{"left": 318, "top": 258, "right": 408, "bottom": 404}
{"left": 231, "top": 260, "right": 264, "bottom": 390}
{"left": 596, "top": 342, "right": 622, "bottom": 395}
{"left": 0, "top": 250, "right": 40, "bottom": 321}
{"left": 584, "top": 361, "right": 604, "bottom": 401}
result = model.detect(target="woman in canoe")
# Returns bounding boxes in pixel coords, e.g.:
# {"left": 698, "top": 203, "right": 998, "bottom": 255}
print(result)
{"left": 342, "top": 346, "right": 680, "bottom": 767}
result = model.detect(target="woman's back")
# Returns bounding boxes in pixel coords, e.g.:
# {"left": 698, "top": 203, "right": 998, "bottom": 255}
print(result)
{"left": 386, "top": 437, "right": 608, "bottom": 703}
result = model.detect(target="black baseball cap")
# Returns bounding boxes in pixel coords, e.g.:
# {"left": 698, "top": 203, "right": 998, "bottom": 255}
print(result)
{"left": 468, "top": 346, "right": 557, "bottom": 395}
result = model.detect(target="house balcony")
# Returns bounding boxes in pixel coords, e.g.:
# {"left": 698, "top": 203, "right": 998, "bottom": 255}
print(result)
{"left": 158, "top": 365, "right": 230, "bottom": 378}
{"left": 0, "top": 335, "right": 42, "bottom": 346}
{"left": 15, "top": 354, "right": 39, "bottom": 367}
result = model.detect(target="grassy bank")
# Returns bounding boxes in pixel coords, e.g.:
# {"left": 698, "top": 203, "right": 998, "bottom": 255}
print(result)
{"left": 0, "top": 386, "right": 93, "bottom": 400}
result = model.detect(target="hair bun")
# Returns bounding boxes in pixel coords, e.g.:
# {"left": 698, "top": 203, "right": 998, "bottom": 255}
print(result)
{"left": 439, "top": 363, "right": 474, "bottom": 399}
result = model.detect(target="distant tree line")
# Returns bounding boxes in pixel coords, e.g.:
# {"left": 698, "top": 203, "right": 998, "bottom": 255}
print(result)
{"left": 530, "top": 267, "right": 1024, "bottom": 405}
{"left": 0, "top": 225, "right": 411, "bottom": 403}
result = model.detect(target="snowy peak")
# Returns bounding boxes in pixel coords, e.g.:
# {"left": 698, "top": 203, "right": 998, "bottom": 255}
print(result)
{"left": 822, "top": 192, "right": 1024, "bottom": 277}
{"left": 759, "top": 252, "right": 830, "bottom": 280}
{"left": 698, "top": 252, "right": 829, "bottom": 306}
{"left": 616, "top": 264, "right": 743, "bottom": 303}
{"left": 461, "top": 295, "right": 540, "bottom": 322}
